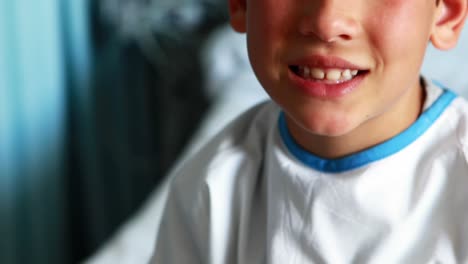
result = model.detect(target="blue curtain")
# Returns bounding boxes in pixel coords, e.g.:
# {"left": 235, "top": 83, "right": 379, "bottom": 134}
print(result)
{"left": 0, "top": 0, "right": 224, "bottom": 262}
{"left": 0, "top": 0, "right": 91, "bottom": 263}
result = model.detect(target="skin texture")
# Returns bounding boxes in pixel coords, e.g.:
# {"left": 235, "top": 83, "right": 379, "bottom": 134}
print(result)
{"left": 229, "top": 0, "right": 468, "bottom": 158}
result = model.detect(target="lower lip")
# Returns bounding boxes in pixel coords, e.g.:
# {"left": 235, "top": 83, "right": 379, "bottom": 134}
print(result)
{"left": 288, "top": 69, "right": 367, "bottom": 98}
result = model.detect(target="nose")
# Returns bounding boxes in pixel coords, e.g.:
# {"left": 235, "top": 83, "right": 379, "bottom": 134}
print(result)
{"left": 298, "top": 0, "right": 360, "bottom": 43}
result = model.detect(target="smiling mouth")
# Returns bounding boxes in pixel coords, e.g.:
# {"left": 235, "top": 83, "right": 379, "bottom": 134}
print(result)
{"left": 289, "top": 65, "right": 369, "bottom": 83}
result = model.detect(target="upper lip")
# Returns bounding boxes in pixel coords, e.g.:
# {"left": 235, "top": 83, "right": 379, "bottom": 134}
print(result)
{"left": 288, "top": 55, "right": 366, "bottom": 70}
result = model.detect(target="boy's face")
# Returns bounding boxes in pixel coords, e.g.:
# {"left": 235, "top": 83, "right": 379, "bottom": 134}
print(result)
{"left": 229, "top": 0, "right": 467, "bottom": 152}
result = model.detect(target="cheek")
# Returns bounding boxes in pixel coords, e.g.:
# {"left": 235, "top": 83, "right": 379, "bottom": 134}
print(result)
{"left": 247, "top": 0, "right": 292, "bottom": 36}
{"left": 246, "top": 0, "right": 299, "bottom": 50}
{"left": 246, "top": 3, "right": 293, "bottom": 92}
{"left": 366, "top": 1, "right": 433, "bottom": 67}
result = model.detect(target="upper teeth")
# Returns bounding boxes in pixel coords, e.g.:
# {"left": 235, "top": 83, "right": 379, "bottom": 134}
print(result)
{"left": 298, "top": 67, "right": 359, "bottom": 81}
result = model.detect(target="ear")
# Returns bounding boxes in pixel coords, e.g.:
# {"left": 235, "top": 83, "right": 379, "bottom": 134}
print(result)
{"left": 430, "top": 0, "right": 468, "bottom": 50}
{"left": 229, "top": 0, "right": 247, "bottom": 33}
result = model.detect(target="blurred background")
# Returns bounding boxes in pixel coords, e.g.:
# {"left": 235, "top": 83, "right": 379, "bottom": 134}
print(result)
{"left": 1, "top": 0, "right": 467, "bottom": 263}
{"left": 0, "top": 0, "right": 229, "bottom": 263}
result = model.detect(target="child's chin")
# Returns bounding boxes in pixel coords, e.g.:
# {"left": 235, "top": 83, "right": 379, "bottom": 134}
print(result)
{"left": 297, "top": 114, "right": 357, "bottom": 138}
{"left": 306, "top": 125, "right": 356, "bottom": 138}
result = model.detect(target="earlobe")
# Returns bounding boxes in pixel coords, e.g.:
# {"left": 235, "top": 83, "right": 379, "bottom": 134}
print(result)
{"left": 430, "top": 0, "right": 468, "bottom": 50}
{"left": 229, "top": 0, "right": 247, "bottom": 33}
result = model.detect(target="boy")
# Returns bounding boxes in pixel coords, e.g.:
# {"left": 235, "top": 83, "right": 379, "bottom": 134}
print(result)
{"left": 152, "top": 0, "right": 468, "bottom": 263}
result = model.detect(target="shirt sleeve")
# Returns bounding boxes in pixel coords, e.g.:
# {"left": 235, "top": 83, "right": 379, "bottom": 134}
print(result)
{"left": 149, "top": 178, "right": 210, "bottom": 264}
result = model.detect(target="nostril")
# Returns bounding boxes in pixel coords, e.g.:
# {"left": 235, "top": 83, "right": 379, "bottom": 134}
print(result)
{"left": 339, "top": 34, "right": 352, "bottom": 41}
{"left": 299, "top": 24, "right": 354, "bottom": 43}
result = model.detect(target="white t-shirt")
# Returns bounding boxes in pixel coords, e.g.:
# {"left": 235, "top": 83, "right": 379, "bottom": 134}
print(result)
{"left": 151, "top": 79, "right": 468, "bottom": 264}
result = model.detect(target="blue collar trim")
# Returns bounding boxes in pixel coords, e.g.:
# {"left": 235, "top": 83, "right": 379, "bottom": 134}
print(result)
{"left": 278, "top": 89, "right": 457, "bottom": 173}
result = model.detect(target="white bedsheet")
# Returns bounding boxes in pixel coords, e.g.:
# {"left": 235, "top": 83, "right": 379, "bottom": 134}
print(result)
{"left": 84, "top": 24, "right": 468, "bottom": 264}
